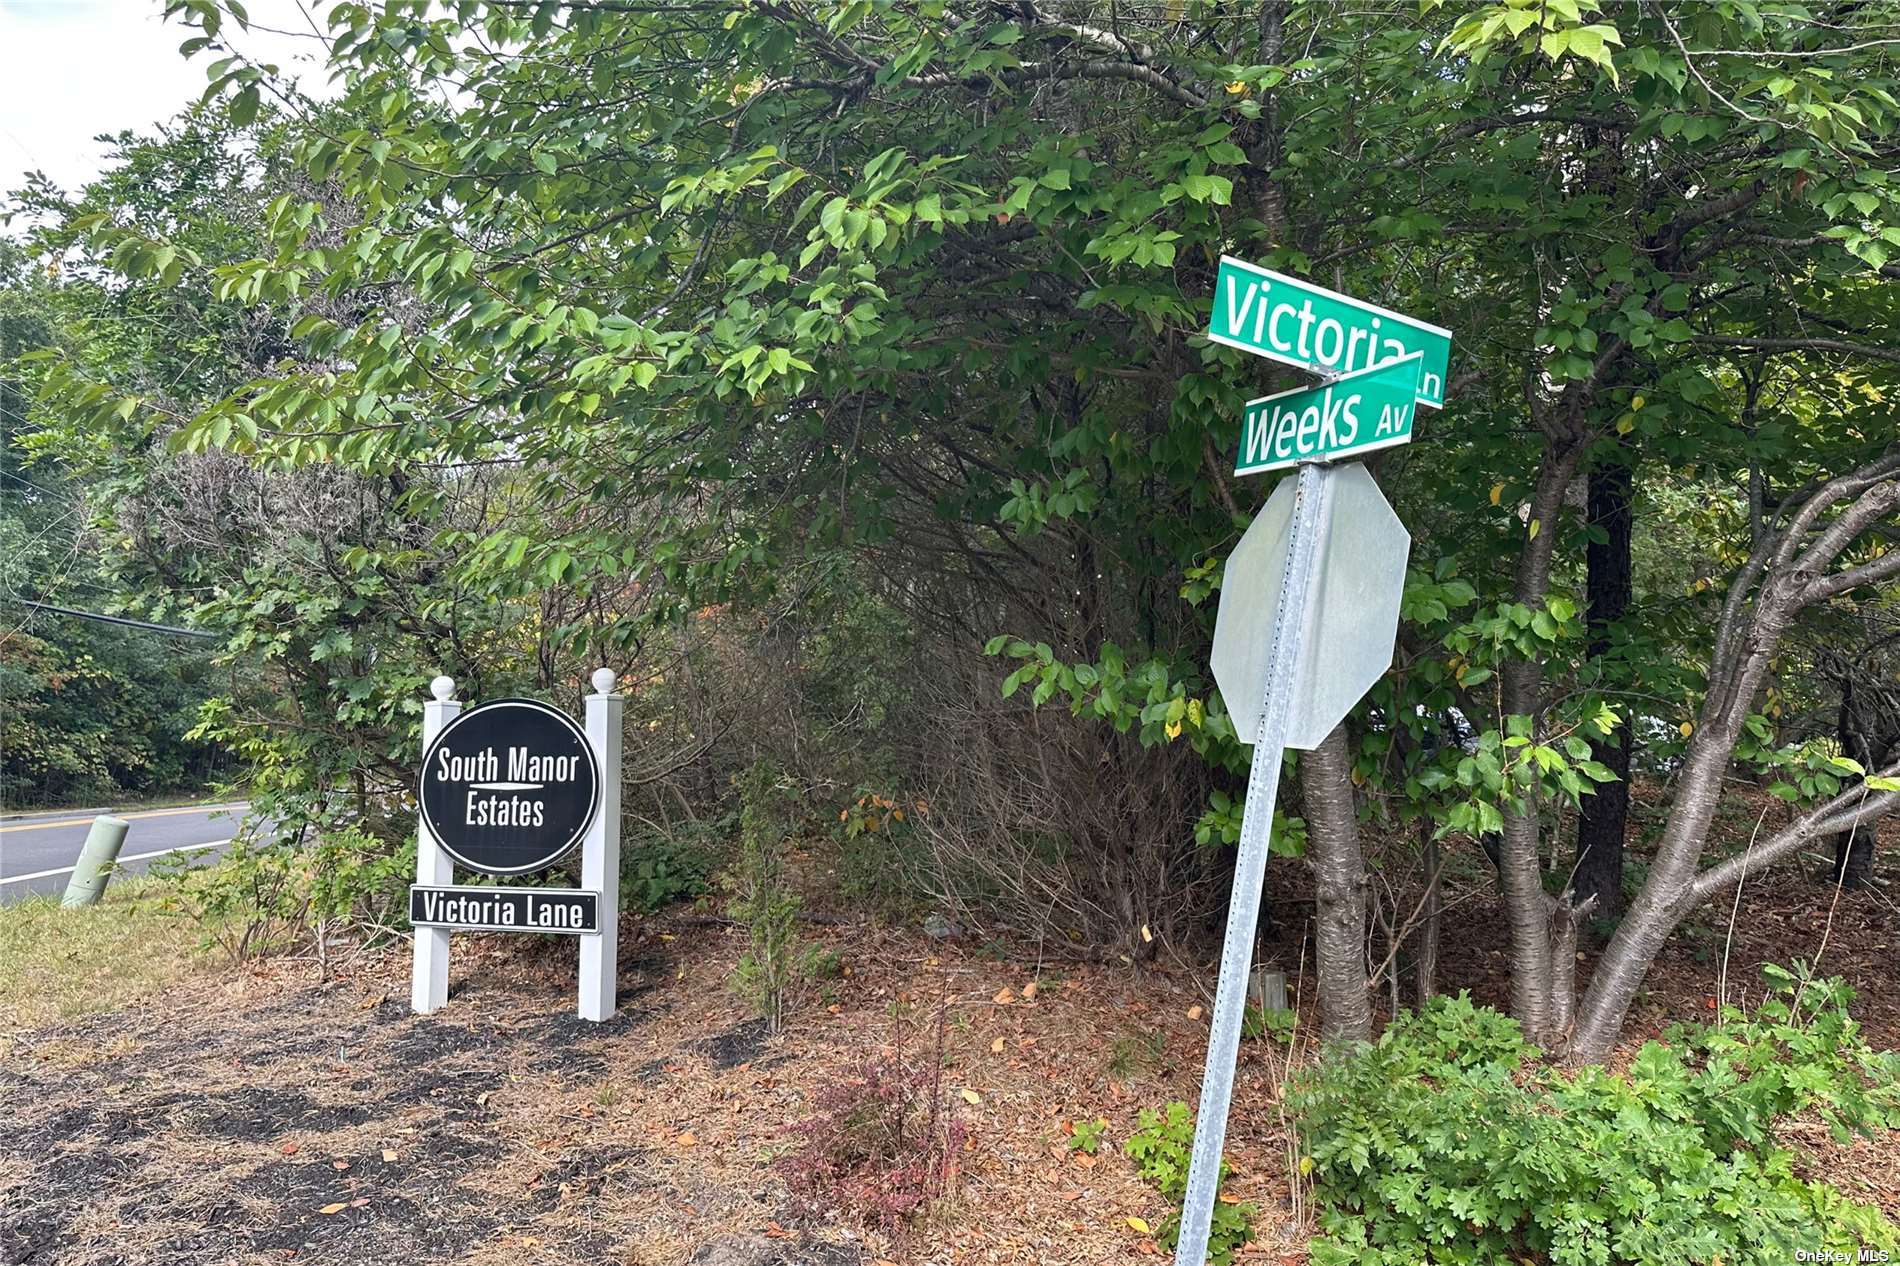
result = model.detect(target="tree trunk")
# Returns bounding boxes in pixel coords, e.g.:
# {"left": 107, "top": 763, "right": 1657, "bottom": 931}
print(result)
{"left": 1828, "top": 677, "right": 1882, "bottom": 890}
{"left": 1497, "top": 437, "right": 1586, "bottom": 1042}
{"left": 1415, "top": 828, "right": 1441, "bottom": 1007}
{"left": 1574, "top": 457, "right": 1633, "bottom": 922}
{"left": 1303, "top": 724, "right": 1371, "bottom": 1043}
{"left": 1568, "top": 460, "right": 1900, "bottom": 1061}
{"left": 1830, "top": 829, "right": 1874, "bottom": 889}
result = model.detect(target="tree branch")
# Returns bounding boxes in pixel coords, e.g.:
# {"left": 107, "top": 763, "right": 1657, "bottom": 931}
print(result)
{"left": 1693, "top": 335, "right": 1900, "bottom": 366}
{"left": 907, "top": 58, "right": 1209, "bottom": 109}
{"left": 1691, "top": 761, "right": 1900, "bottom": 901}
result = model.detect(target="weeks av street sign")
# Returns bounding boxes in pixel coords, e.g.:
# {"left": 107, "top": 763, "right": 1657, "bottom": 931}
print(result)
{"left": 1206, "top": 255, "right": 1451, "bottom": 410}
{"left": 1235, "top": 352, "right": 1423, "bottom": 475}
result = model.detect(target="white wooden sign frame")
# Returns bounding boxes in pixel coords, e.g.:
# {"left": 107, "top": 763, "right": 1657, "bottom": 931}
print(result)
{"left": 410, "top": 668, "right": 623, "bottom": 1021}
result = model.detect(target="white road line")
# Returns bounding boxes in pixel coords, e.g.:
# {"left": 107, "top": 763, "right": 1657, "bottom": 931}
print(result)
{"left": 0, "top": 839, "right": 234, "bottom": 886}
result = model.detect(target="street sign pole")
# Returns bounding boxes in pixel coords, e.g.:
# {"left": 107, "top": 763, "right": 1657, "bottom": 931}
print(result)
{"left": 1175, "top": 461, "right": 1334, "bottom": 1266}
{"left": 1180, "top": 254, "right": 1441, "bottom": 1264}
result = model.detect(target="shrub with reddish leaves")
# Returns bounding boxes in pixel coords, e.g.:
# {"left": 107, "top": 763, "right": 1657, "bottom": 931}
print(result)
{"left": 778, "top": 1054, "right": 967, "bottom": 1237}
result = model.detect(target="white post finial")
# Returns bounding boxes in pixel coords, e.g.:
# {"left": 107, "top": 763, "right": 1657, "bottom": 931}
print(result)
{"left": 430, "top": 675, "right": 456, "bottom": 701}
{"left": 590, "top": 667, "right": 617, "bottom": 696}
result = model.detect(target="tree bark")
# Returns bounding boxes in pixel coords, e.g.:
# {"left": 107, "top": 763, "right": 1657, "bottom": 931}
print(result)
{"left": 1828, "top": 673, "right": 1885, "bottom": 890}
{"left": 1574, "top": 456, "right": 1633, "bottom": 921}
{"left": 1415, "top": 828, "right": 1441, "bottom": 1007}
{"left": 1303, "top": 724, "right": 1371, "bottom": 1043}
{"left": 1498, "top": 438, "right": 1585, "bottom": 1040}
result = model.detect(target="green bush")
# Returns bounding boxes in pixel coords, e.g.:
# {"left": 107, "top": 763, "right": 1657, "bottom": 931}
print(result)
{"left": 621, "top": 819, "right": 723, "bottom": 914}
{"left": 151, "top": 824, "right": 411, "bottom": 961}
{"left": 1291, "top": 973, "right": 1900, "bottom": 1265}
{"left": 1125, "top": 1100, "right": 1257, "bottom": 1266}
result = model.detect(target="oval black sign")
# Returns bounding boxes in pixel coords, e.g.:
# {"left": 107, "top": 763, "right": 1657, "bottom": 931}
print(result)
{"left": 418, "top": 698, "right": 600, "bottom": 877}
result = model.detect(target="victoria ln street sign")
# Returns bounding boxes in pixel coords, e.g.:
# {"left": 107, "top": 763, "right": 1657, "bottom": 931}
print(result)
{"left": 1206, "top": 255, "right": 1451, "bottom": 410}
{"left": 1235, "top": 352, "right": 1423, "bottom": 475}
{"left": 410, "top": 884, "right": 599, "bottom": 934}
{"left": 419, "top": 697, "right": 601, "bottom": 876}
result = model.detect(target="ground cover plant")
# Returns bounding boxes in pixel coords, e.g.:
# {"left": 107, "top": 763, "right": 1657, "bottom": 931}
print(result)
{"left": 1293, "top": 979, "right": 1900, "bottom": 1265}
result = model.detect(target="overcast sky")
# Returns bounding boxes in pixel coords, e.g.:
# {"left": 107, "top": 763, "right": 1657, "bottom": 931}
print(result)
{"left": 0, "top": 0, "right": 333, "bottom": 200}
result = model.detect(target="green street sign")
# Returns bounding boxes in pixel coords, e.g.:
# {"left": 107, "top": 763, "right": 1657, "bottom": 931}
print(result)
{"left": 1206, "top": 255, "right": 1451, "bottom": 410}
{"left": 1235, "top": 352, "right": 1423, "bottom": 475}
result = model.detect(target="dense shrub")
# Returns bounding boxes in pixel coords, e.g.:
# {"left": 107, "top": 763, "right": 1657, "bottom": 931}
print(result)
{"left": 621, "top": 817, "right": 724, "bottom": 914}
{"left": 1291, "top": 973, "right": 1900, "bottom": 1265}
{"left": 151, "top": 824, "right": 411, "bottom": 961}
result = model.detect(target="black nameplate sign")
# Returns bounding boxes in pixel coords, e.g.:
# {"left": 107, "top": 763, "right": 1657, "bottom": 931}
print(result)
{"left": 419, "top": 697, "right": 601, "bottom": 876}
{"left": 409, "top": 884, "right": 599, "bottom": 935}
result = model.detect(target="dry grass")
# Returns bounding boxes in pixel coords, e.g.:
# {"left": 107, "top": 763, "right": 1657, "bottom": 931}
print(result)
{"left": 0, "top": 877, "right": 206, "bottom": 1040}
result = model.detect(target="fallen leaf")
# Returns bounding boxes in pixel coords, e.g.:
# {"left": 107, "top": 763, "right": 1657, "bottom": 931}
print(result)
{"left": 1021, "top": 981, "right": 1038, "bottom": 1000}
{"left": 990, "top": 1036, "right": 1005, "bottom": 1053}
{"left": 318, "top": 1203, "right": 348, "bottom": 1216}
{"left": 1127, "top": 1215, "right": 1152, "bottom": 1234}
{"left": 331, "top": 1160, "right": 350, "bottom": 1171}
{"left": 1187, "top": 1005, "right": 1204, "bottom": 1021}
{"left": 1140, "top": 924, "right": 1153, "bottom": 943}
{"left": 676, "top": 1130, "right": 699, "bottom": 1147}
{"left": 381, "top": 1150, "right": 397, "bottom": 1163}
{"left": 992, "top": 987, "right": 1015, "bottom": 1004}
{"left": 280, "top": 1142, "right": 299, "bottom": 1156}
{"left": 960, "top": 1088, "right": 982, "bottom": 1106}
{"left": 349, "top": 1198, "right": 370, "bottom": 1209}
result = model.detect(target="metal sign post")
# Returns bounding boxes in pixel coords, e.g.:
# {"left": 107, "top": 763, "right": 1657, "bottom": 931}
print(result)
{"left": 1176, "top": 255, "right": 1443, "bottom": 1266}
{"left": 1174, "top": 461, "right": 1331, "bottom": 1266}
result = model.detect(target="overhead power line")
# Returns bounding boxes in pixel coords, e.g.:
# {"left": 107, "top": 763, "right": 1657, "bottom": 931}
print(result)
{"left": 18, "top": 598, "right": 218, "bottom": 639}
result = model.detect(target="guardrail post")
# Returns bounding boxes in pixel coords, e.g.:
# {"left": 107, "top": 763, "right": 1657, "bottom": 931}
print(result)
{"left": 60, "top": 815, "right": 129, "bottom": 907}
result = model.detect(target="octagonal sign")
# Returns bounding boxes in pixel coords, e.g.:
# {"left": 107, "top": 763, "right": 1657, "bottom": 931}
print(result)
{"left": 1211, "top": 462, "right": 1409, "bottom": 750}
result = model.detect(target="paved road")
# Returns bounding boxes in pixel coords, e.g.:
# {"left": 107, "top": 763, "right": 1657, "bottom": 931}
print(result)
{"left": 0, "top": 802, "right": 248, "bottom": 902}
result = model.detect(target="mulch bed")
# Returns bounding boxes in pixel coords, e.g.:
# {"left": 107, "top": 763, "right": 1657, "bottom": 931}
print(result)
{"left": 2, "top": 810, "right": 1896, "bottom": 1264}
